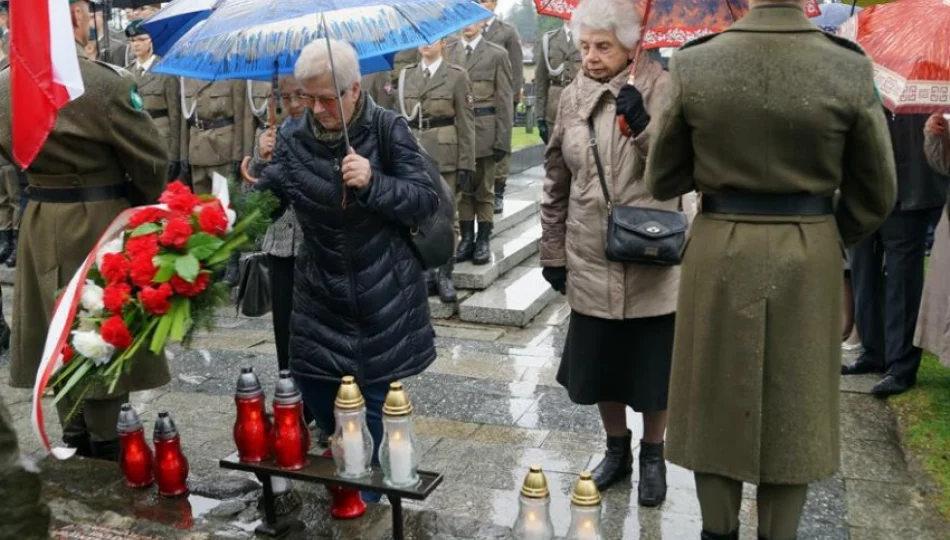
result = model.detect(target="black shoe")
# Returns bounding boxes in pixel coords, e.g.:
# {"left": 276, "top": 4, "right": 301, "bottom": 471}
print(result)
{"left": 0, "top": 316, "right": 10, "bottom": 354}
{"left": 436, "top": 259, "right": 458, "bottom": 303}
{"left": 591, "top": 429, "right": 633, "bottom": 491}
{"left": 5, "top": 230, "right": 17, "bottom": 268}
{"left": 426, "top": 269, "right": 438, "bottom": 297}
{"left": 456, "top": 221, "right": 475, "bottom": 262}
{"left": 90, "top": 439, "right": 120, "bottom": 462}
{"left": 63, "top": 433, "right": 93, "bottom": 458}
{"left": 702, "top": 530, "right": 739, "bottom": 540}
{"left": 493, "top": 181, "right": 505, "bottom": 215}
{"left": 872, "top": 375, "right": 914, "bottom": 398}
{"left": 0, "top": 230, "right": 12, "bottom": 265}
{"left": 841, "top": 355, "right": 884, "bottom": 375}
{"left": 472, "top": 223, "right": 492, "bottom": 266}
{"left": 638, "top": 440, "right": 667, "bottom": 507}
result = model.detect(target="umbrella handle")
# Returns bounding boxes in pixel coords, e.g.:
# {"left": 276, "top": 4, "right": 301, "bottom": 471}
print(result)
{"left": 628, "top": 0, "right": 654, "bottom": 85}
{"left": 321, "top": 13, "right": 351, "bottom": 151}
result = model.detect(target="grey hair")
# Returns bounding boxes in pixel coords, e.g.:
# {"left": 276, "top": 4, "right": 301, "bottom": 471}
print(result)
{"left": 294, "top": 39, "right": 361, "bottom": 90}
{"left": 570, "top": 0, "right": 642, "bottom": 50}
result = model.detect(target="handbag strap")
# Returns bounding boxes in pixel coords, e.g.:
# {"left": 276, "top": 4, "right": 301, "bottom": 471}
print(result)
{"left": 587, "top": 118, "right": 612, "bottom": 212}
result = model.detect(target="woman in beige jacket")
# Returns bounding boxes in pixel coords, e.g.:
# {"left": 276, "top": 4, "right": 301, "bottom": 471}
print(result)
{"left": 918, "top": 114, "right": 950, "bottom": 365}
{"left": 539, "top": 0, "right": 678, "bottom": 507}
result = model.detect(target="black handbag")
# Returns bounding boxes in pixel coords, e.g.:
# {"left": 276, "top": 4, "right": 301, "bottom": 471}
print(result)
{"left": 588, "top": 119, "right": 687, "bottom": 266}
{"left": 376, "top": 110, "right": 456, "bottom": 270}
{"left": 237, "top": 252, "right": 272, "bottom": 317}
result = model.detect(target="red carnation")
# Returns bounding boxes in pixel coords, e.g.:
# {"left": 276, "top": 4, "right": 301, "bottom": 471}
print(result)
{"left": 128, "top": 207, "right": 170, "bottom": 228}
{"left": 100, "top": 316, "right": 133, "bottom": 350}
{"left": 138, "top": 283, "right": 174, "bottom": 315}
{"left": 125, "top": 234, "right": 160, "bottom": 260}
{"left": 170, "top": 271, "right": 210, "bottom": 297}
{"left": 62, "top": 344, "right": 74, "bottom": 364}
{"left": 159, "top": 181, "right": 202, "bottom": 214}
{"left": 99, "top": 253, "right": 130, "bottom": 284}
{"left": 129, "top": 253, "right": 157, "bottom": 288}
{"left": 197, "top": 200, "right": 229, "bottom": 236}
{"left": 103, "top": 282, "right": 132, "bottom": 314}
{"left": 159, "top": 217, "right": 193, "bottom": 249}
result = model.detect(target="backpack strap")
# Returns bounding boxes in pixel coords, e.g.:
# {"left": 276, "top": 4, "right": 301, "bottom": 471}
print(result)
{"left": 375, "top": 107, "right": 398, "bottom": 174}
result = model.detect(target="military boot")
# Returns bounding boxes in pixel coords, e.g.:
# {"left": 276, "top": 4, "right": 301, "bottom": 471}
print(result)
{"left": 63, "top": 433, "right": 93, "bottom": 458}
{"left": 90, "top": 439, "right": 120, "bottom": 462}
{"left": 638, "top": 440, "right": 667, "bottom": 506}
{"left": 591, "top": 429, "right": 633, "bottom": 491}
{"left": 456, "top": 221, "right": 476, "bottom": 262}
{"left": 426, "top": 269, "right": 438, "bottom": 297}
{"left": 493, "top": 181, "right": 505, "bottom": 214}
{"left": 436, "top": 259, "right": 458, "bottom": 303}
{"left": 0, "top": 306, "right": 9, "bottom": 353}
{"left": 472, "top": 223, "right": 493, "bottom": 265}
{"left": 0, "top": 230, "right": 13, "bottom": 265}
{"left": 701, "top": 530, "right": 739, "bottom": 540}
{"left": 5, "top": 230, "right": 17, "bottom": 268}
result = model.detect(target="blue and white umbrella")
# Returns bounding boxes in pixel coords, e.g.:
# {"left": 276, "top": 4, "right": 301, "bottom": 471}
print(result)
{"left": 149, "top": 0, "right": 492, "bottom": 80}
{"left": 141, "top": 0, "right": 219, "bottom": 57}
{"left": 811, "top": 2, "right": 862, "bottom": 32}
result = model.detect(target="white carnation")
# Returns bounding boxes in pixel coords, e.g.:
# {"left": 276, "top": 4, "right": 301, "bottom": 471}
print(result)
{"left": 79, "top": 280, "right": 105, "bottom": 316}
{"left": 71, "top": 330, "right": 115, "bottom": 366}
{"left": 96, "top": 236, "right": 125, "bottom": 269}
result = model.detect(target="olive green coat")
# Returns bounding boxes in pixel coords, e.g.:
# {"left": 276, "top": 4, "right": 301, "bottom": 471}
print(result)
{"left": 399, "top": 61, "right": 476, "bottom": 174}
{"left": 534, "top": 26, "right": 581, "bottom": 127}
{"left": 180, "top": 78, "right": 248, "bottom": 167}
{"left": 445, "top": 37, "right": 513, "bottom": 158}
{"left": 0, "top": 45, "right": 170, "bottom": 396}
{"left": 362, "top": 71, "right": 397, "bottom": 111}
{"left": 244, "top": 80, "right": 271, "bottom": 157}
{"left": 127, "top": 55, "right": 181, "bottom": 162}
{"left": 644, "top": 6, "right": 897, "bottom": 484}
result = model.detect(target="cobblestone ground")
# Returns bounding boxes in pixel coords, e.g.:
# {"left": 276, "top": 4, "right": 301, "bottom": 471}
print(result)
{"left": 2, "top": 280, "right": 948, "bottom": 539}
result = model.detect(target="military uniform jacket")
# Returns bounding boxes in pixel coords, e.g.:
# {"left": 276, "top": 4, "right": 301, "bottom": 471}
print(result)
{"left": 399, "top": 61, "right": 476, "bottom": 173}
{"left": 446, "top": 38, "right": 513, "bottom": 158}
{"left": 0, "top": 44, "right": 170, "bottom": 394}
{"left": 535, "top": 26, "right": 581, "bottom": 126}
{"left": 180, "top": 78, "right": 248, "bottom": 167}
{"left": 244, "top": 80, "right": 272, "bottom": 158}
{"left": 482, "top": 18, "right": 523, "bottom": 101}
{"left": 362, "top": 71, "right": 397, "bottom": 111}
{"left": 644, "top": 5, "right": 896, "bottom": 485}
{"left": 128, "top": 56, "right": 181, "bottom": 162}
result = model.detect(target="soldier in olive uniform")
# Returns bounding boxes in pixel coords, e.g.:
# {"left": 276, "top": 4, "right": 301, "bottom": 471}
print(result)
{"left": 535, "top": 23, "right": 581, "bottom": 144}
{"left": 125, "top": 20, "right": 182, "bottom": 180}
{"left": 479, "top": 0, "right": 522, "bottom": 214}
{"left": 0, "top": 0, "right": 170, "bottom": 460}
{"left": 91, "top": 1, "right": 128, "bottom": 66}
{"left": 363, "top": 49, "right": 422, "bottom": 111}
{"left": 0, "top": 396, "right": 50, "bottom": 540}
{"left": 446, "top": 21, "right": 512, "bottom": 265}
{"left": 180, "top": 77, "right": 249, "bottom": 194}
{"left": 398, "top": 38, "right": 476, "bottom": 302}
{"left": 244, "top": 80, "right": 272, "bottom": 159}
{"left": 0, "top": 41, "right": 17, "bottom": 269}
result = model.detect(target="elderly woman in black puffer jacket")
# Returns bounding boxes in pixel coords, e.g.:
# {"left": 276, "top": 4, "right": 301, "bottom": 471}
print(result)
{"left": 257, "top": 39, "right": 438, "bottom": 509}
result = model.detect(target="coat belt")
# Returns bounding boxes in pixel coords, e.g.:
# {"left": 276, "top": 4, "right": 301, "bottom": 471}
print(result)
{"left": 188, "top": 116, "right": 235, "bottom": 130}
{"left": 415, "top": 117, "right": 455, "bottom": 129}
{"left": 474, "top": 107, "right": 496, "bottom": 117}
{"left": 702, "top": 193, "right": 834, "bottom": 216}
{"left": 148, "top": 108, "right": 169, "bottom": 119}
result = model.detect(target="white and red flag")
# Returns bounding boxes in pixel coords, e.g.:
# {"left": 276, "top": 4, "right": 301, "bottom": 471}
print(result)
{"left": 9, "top": 0, "right": 84, "bottom": 168}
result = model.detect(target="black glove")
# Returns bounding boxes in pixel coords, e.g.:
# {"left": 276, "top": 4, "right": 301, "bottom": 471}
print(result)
{"left": 492, "top": 149, "right": 507, "bottom": 163}
{"left": 616, "top": 83, "right": 651, "bottom": 138}
{"left": 180, "top": 161, "right": 193, "bottom": 188}
{"left": 542, "top": 266, "right": 567, "bottom": 295}
{"left": 167, "top": 161, "right": 182, "bottom": 183}
{"left": 537, "top": 119, "right": 550, "bottom": 145}
{"left": 231, "top": 160, "right": 243, "bottom": 180}
{"left": 456, "top": 169, "right": 475, "bottom": 194}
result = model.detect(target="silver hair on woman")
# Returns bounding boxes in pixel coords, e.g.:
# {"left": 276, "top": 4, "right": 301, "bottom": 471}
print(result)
{"left": 294, "top": 38, "right": 362, "bottom": 90}
{"left": 569, "top": 0, "right": 643, "bottom": 50}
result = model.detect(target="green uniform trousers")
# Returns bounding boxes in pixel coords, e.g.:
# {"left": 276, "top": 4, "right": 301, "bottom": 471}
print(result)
{"left": 442, "top": 171, "right": 460, "bottom": 250}
{"left": 494, "top": 153, "right": 509, "bottom": 189}
{"left": 0, "top": 165, "right": 20, "bottom": 231}
{"left": 695, "top": 473, "right": 807, "bottom": 540}
{"left": 459, "top": 157, "right": 495, "bottom": 223}
{"left": 0, "top": 396, "right": 51, "bottom": 540}
{"left": 56, "top": 392, "right": 129, "bottom": 443}
{"left": 190, "top": 164, "right": 231, "bottom": 195}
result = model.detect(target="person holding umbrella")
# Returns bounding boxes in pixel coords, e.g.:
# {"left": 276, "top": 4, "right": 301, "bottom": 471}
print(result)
{"left": 645, "top": 0, "right": 896, "bottom": 538}
{"left": 917, "top": 114, "right": 950, "bottom": 366}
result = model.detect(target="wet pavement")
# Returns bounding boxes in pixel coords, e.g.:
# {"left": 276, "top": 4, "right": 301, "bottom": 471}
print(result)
{"left": 2, "top": 295, "right": 950, "bottom": 539}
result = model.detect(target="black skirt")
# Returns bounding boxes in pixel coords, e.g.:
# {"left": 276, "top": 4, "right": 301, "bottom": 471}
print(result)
{"left": 556, "top": 311, "right": 675, "bottom": 413}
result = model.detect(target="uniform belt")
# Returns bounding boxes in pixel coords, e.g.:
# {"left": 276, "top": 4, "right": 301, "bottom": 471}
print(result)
{"left": 549, "top": 79, "right": 566, "bottom": 88}
{"left": 702, "top": 193, "right": 834, "bottom": 216}
{"left": 416, "top": 117, "right": 455, "bottom": 129}
{"left": 188, "top": 116, "right": 235, "bottom": 130}
{"left": 474, "top": 107, "right": 496, "bottom": 117}
{"left": 25, "top": 183, "right": 127, "bottom": 203}
{"left": 147, "top": 109, "right": 169, "bottom": 119}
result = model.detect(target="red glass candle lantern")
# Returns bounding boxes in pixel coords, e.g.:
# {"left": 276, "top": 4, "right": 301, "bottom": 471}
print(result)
{"left": 153, "top": 411, "right": 189, "bottom": 498}
{"left": 270, "top": 370, "right": 310, "bottom": 470}
{"left": 117, "top": 404, "right": 153, "bottom": 489}
{"left": 233, "top": 367, "right": 271, "bottom": 463}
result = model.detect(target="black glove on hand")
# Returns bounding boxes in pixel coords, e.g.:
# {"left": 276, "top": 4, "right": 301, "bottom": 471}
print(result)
{"left": 542, "top": 266, "right": 567, "bottom": 295}
{"left": 537, "top": 119, "right": 550, "bottom": 145}
{"left": 456, "top": 169, "right": 475, "bottom": 194}
{"left": 492, "top": 149, "right": 507, "bottom": 163}
{"left": 180, "top": 161, "right": 193, "bottom": 188}
{"left": 616, "top": 83, "right": 651, "bottom": 138}
{"left": 167, "top": 161, "right": 182, "bottom": 183}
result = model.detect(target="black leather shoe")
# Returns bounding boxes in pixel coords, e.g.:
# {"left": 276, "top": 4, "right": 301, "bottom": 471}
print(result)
{"left": 90, "top": 439, "right": 120, "bottom": 462}
{"left": 5, "top": 230, "right": 17, "bottom": 268}
{"left": 701, "top": 530, "right": 739, "bottom": 540}
{"left": 0, "top": 315, "right": 10, "bottom": 353}
{"left": 436, "top": 259, "right": 458, "bottom": 303}
{"left": 456, "top": 221, "right": 476, "bottom": 262}
{"left": 591, "top": 429, "right": 633, "bottom": 491}
{"left": 472, "top": 223, "right": 492, "bottom": 265}
{"left": 493, "top": 181, "right": 505, "bottom": 214}
{"left": 841, "top": 355, "right": 884, "bottom": 375}
{"left": 426, "top": 269, "right": 438, "bottom": 297}
{"left": 0, "top": 230, "right": 13, "bottom": 265}
{"left": 638, "top": 440, "right": 667, "bottom": 507}
{"left": 872, "top": 375, "right": 914, "bottom": 398}
{"left": 63, "top": 433, "right": 93, "bottom": 458}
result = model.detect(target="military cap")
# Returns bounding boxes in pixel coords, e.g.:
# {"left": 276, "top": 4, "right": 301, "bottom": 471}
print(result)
{"left": 125, "top": 19, "right": 147, "bottom": 38}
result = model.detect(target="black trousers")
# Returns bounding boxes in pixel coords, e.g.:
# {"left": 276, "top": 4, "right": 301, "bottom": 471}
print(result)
{"left": 851, "top": 207, "right": 942, "bottom": 381}
{"left": 268, "top": 254, "right": 312, "bottom": 424}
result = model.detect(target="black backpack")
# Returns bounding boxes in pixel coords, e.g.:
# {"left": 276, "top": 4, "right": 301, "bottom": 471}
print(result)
{"left": 375, "top": 108, "right": 456, "bottom": 270}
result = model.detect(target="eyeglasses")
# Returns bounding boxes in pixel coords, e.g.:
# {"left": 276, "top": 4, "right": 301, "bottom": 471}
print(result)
{"left": 295, "top": 89, "right": 346, "bottom": 108}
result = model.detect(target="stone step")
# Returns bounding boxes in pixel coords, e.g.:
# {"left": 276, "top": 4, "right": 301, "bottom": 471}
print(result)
{"left": 490, "top": 198, "right": 538, "bottom": 237}
{"left": 427, "top": 290, "right": 473, "bottom": 319}
{"left": 453, "top": 217, "right": 540, "bottom": 290}
{"left": 0, "top": 267, "right": 12, "bottom": 286}
{"left": 459, "top": 265, "right": 558, "bottom": 327}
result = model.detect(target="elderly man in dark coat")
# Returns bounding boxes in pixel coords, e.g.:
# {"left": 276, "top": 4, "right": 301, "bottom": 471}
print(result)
{"left": 644, "top": 0, "right": 896, "bottom": 538}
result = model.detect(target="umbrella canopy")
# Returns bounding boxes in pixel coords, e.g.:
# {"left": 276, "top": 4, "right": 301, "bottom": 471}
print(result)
{"left": 810, "top": 2, "right": 862, "bottom": 31}
{"left": 535, "top": 0, "right": 821, "bottom": 49}
{"left": 141, "top": 0, "right": 218, "bottom": 57}
{"left": 839, "top": 0, "right": 950, "bottom": 114}
{"left": 149, "top": 0, "right": 491, "bottom": 80}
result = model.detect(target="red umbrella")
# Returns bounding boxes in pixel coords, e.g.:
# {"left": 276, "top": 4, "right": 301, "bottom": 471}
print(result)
{"left": 839, "top": 0, "right": 950, "bottom": 114}
{"left": 534, "top": 0, "right": 821, "bottom": 49}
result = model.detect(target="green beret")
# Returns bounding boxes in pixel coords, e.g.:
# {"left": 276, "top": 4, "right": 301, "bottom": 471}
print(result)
{"left": 125, "top": 19, "right": 147, "bottom": 38}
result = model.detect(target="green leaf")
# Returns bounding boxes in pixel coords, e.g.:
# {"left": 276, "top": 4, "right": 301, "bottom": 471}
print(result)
{"left": 206, "top": 233, "right": 249, "bottom": 267}
{"left": 174, "top": 253, "right": 200, "bottom": 282}
{"left": 153, "top": 262, "right": 176, "bottom": 283}
{"left": 130, "top": 222, "right": 162, "bottom": 238}
{"left": 187, "top": 233, "right": 225, "bottom": 261}
{"left": 150, "top": 312, "right": 174, "bottom": 354}
{"left": 169, "top": 299, "right": 190, "bottom": 342}
{"left": 52, "top": 360, "right": 93, "bottom": 405}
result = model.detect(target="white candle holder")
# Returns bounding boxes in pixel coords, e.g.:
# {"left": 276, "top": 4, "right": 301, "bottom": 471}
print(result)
{"left": 565, "top": 472, "right": 604, "bottom": 540}
{"left": 379, "top": 382, "right": 421, "bottom": 488}
{"left": 512, "top": 465, "right": 555, "bottom": 540}
{"left": 330, "top": 376, "right": 374, "bottom": 479}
